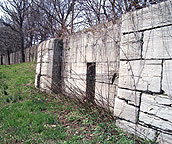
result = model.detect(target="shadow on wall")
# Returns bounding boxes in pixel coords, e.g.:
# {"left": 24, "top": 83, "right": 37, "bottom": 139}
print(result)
{"left": 35, "top": 0, "right": 172, "bottom": 143}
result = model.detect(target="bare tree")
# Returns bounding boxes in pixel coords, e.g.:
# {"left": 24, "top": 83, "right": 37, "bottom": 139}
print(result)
{"left": 33, "top": 0, "right": 82, "bottom": 37}
{"left": 0, "top": 0, "right": 30, "bottom": 62}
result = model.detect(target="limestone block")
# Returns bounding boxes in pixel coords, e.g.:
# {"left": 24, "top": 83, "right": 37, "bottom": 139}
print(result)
{"left": 70, "top": 62, "right": 87, "bottom": 78}
{"left": 65, "top": 78, "right": 86, "bottom": 92}
{"left": 37, "top": 49, "right": 54, "bottom": 63}
{"left": 162, "top": 60, "right": 172, "bottom": 97}
{"left": 120, "top": 32, "right": 142, "bottom": 59}
{"left": 116, "top": 120, "right": 156, "bottom": 140}
{"left": 68, "top": 40, "right": 80, "bottom": 63}
{"left": 96, "top": 61, "right": 119, "bottom": 75}
{"left": 36, "top": 62, "right": 53, "bottom": 76}
{"left": 76, "top": 45, "right": 86, "bottom": 63}
{"left": 85, "top": 44, "right": 94, "bottom": 62}
{"left": 104, "top": 42, "right": 119, "bottom": 62}
{"left": 39, "top": 76, "right": 52, "bottom": 91}
{"left": 157, "top": 132, "right": 172, "bottom": 144}
{"left": 95, "top": 82, "right": 116, "bottom": 108}
{"left": 122, "top": 0, "right": 172, "bottom": 33}
{"left": 117, "top": 88, "right": 141, "bottom": 106}
{"left": 92, "top": 42, "right": 119, "bottom": 63}
{"left": 116, "top": 120, "right": 136, "bottom": 135}
{"left": 139, "top": 112, "right": 172, "bottom": 131}
{"left": 143, "top": 26, "right": 172, "bottom": 59}
{"left": 140, "top": 93, "right": 172, "bottom": 122}
{"left": 96, "top": 62, "right": 119, "bottom": 83}
{"left": 114, "top": 97, "right": 138, "bottom": 123}
{"left": 118, "top": 60, "right": 162, "bottom": 92}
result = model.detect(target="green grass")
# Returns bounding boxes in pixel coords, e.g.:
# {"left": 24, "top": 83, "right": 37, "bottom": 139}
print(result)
{"left": 0, "top": 62, "right": 156, "bottom": 144}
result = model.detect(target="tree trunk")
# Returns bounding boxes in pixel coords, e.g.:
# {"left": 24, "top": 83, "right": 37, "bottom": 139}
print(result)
{"left": 20, "top": 34, "right": 25, "bottom": 63}
{"left": 7, "top": 50, "right": 10, "bottom": 65}
{"left": 1, "top": 55, "right": 3, "bottom": 65}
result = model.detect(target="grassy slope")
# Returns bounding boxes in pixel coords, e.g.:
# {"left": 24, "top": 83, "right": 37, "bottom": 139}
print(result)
{"left": 0, "top": 62, "right": 155, "bottom": 144}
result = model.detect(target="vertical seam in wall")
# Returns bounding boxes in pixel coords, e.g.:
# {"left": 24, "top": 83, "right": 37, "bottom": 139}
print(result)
{"left": 140, "top": 32, "right": 144, "bottom": 59}
{"left": 160, "top": 60, "right": 164, "bottom": 94}
{"left": 37, "top": 43, "right": 43, "bottom": 88}
{"left": 136, "top": 93, "right": 142, "bottom": 124}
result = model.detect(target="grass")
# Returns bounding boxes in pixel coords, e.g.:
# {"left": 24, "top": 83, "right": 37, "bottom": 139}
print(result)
{"left": 0, "top": 62, "right": 156, "bottom": 144}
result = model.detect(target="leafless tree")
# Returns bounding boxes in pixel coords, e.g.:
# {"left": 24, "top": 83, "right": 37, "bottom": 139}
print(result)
{"left": 0, "top": 0, "right": 30, "bottom": 62}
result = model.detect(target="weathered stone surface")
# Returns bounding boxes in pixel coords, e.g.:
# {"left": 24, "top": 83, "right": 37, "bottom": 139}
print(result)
{"left": 116, "top": 120, "right": 156, "bottom": 140}
{"left": 143, "top": 26, "right": 172, "bottom": 59}
{"left": 162, "top": 60, "right": 172, "bottom": 97}
{"left": 96, "top": 62, "right": 119, "bottom": 84}
{"left": 157, "top": 132, "right": 172, "bottom": 144}
{"left": 35, "top": 39, "right": 62, "bottom": 91}
{"left": 139, "top": 112, "right": 172, "bottom": 131}
{"left": 117, "top": 88, "right": 141, "bottom": 106}
{"left": 64, "top": 22, "right": 120, "bottom": 63}
{"left": 68, "top": 62, "right": 87, "bottom": 80}
{"left": 114, "top": 97, "right": 138, "bottom": 123}
{"left": 37, "top": 48, "right": 54, "bottom": 63}
{"left": 118, "top": 60, "right": 162, "bottom": 92}
{"left": 140, "top": 94, "right": 172, "bottom": 122}
{"left": 39, "top": 76, "right": 52, "bottom": 91}
{"left": 122, "top": 0, "right": 172, "bottom": 33}
{"left": 120, "top": 32, "right": 142, "bottom": 59}
{"left": 64, "top": 78, "right": 86, "bottom": 92}
{"left": 36, "top": 62, "right": 53, "bottom": 76}
{"left": 63, "top": 22, "right": 120, "bottom": 111}
{"left": 95, "top": 82, "right": 116, "bottom": 109}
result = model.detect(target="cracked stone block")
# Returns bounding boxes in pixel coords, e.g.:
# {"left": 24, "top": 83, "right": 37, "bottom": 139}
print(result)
{"left": 114, "top": 97, "right": 138, "bottom": 123}
{"left": 143, "top": 26, "right": 172, "bottom": 59}
{"left": 120, "top": 32, "right": 142, "bottom": 59}
{"left": 140, "top": 93, "right": 172, "bottom": 122}
{"left": 139, "top": 112, "right": 172, "bottom": 132}
{"left": 157, "top": 132, "right": 172, "bottom": 144}
{"left": 116, "top": 120, "right": 156, "bottom": 140}
{"left": 118, "top": 60, "right": 162, "bottom": 92}
{"left": 162, "top": 60, "right": 172, "bottom": 97}
{"left": 122, "top": 0, "right": 172, "bottom": 33}
{"left": 96, "top": 62, "right": 119, "bottom": 84}
{"left": 117, "top": 88, "right": 141, "bottom": 106}
{"left": 65, "top": 23, "right": 120, "bottom": 63}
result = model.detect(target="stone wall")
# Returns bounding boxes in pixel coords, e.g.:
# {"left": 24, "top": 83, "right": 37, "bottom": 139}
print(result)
{"left": 0, "top": 45, "right": 37, "bottom": 65}
{"left": 35, "top": 0, "right": 172, "bottom": 143}
{"left": 35, "top": 39, "right": 63, "bottom": 92}
{"left": 63, "top": 22, "right": 120, "bottom": 109}
{"left": 115, "top": 0, "right": 172, "bottom": 143}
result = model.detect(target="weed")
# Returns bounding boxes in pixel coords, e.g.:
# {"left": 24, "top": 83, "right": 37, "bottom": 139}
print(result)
{"left": 0, "top": 63, "right": 157, "bottom": 144}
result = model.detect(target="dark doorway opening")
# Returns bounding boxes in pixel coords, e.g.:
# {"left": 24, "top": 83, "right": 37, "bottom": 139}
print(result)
{"left": 86, "top": 62, "right": 96, "bottom": 102}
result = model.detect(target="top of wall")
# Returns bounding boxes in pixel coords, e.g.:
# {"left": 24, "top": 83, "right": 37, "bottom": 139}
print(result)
{"left": 64, "top": 20, "right": 121, "bottom": 42}
{"left": 122, "top": 0, "right": 172, "bottom": 34}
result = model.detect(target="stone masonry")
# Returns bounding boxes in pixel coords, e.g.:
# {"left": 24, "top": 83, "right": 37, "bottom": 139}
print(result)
{"left": 35, "top": 0, "right": 172, "bottom": 143}
{"left": 35, "top": 38, "right": 63, "bottom": 92}
{"left": 115, "top": 0, "right": 172, "bottom": 143}
{"left": 63, "top": 22, "right": 120, "bottom": 109}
